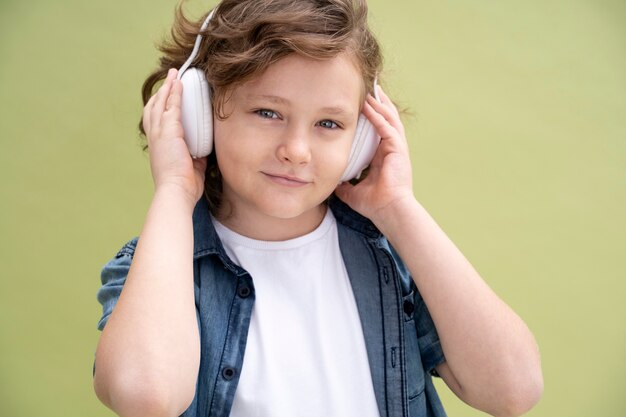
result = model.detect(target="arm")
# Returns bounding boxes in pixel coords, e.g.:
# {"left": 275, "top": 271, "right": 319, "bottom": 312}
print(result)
{"left": 335, "top": 87, "right": 543, "bottom": 417}
{"left": 94, "top": 69, "right": 208, "bottom": 417}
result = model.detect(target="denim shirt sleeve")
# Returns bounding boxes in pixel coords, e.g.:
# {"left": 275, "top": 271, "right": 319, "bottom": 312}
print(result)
{"left": 388, "top": 243, "right": 446, "bottom": 374}
{"left": 96, "top": 237, "right": 138, "bottom": 331}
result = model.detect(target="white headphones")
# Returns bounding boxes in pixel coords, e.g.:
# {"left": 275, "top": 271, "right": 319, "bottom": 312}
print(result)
{"left": 177, "top": 10, "right": 381, "bottom": 182}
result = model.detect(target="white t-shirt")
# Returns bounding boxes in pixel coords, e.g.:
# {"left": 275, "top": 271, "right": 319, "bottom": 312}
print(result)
{"left": 212, "top": 209, "right": 380, "bottom": 417}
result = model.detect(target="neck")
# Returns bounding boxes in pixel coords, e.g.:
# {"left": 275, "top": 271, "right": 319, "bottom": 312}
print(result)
{"left": 215, "top": 202, "right": 327, "bottom": 241}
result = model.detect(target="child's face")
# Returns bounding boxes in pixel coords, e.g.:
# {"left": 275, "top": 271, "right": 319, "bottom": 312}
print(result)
{"left": 213, "top": 53, "right": 363, "bottom": 235}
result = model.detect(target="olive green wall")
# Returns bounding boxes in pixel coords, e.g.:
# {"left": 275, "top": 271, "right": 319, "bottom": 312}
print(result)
{"left": 1, "top": 1, "right": 624, "bottom": 416}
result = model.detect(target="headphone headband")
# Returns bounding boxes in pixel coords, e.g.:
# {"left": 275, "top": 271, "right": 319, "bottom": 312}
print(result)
{"left": 178, "top": 10, "right": 215, "bottom": 79}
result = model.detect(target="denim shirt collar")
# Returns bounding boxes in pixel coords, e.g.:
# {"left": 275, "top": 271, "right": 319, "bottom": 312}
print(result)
{"left": 191, "top": 194, "right": 382, "bottom": 263}
{"left": 191, "top": 196, "right": 246, "bottom": 276}
{"left": 326, "top": 195, "right": 383, "bottom": 240}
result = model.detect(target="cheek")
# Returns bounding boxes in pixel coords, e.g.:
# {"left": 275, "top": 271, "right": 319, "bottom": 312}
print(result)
{"left": 214, "top": 120, "right": 252, "bottom": 168}
{"left": 339, "top": 130, "right": 357, "bottom": 160}
{"left": 212, "top": 120, "right": 227, "bottom": 159}
{"left": 213, "top": 140, "right": 243, "bottom": 188}
{"left": 315, "top": 138, "right": 354, "bottom": 178}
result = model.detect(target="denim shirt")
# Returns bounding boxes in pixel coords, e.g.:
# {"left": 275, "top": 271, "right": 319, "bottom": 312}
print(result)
{"left": 97, "top": 196, "right": 447, "bottom": 417}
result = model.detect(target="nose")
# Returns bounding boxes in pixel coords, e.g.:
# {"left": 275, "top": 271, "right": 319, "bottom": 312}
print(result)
{"left": 276, "top": 125, "right": 312, "bottom": 166}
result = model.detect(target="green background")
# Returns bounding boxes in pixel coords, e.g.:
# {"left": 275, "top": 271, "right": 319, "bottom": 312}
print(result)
{"left": 1, "top": 0, "right": 624, "bottom": 416}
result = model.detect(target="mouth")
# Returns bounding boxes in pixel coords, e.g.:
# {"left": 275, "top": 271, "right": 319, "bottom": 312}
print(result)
{"left": 262, "top": 172, "right": 311, "bottom": 187}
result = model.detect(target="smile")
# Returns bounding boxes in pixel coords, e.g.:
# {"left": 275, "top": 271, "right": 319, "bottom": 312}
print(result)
{"left": 262, "top": 172, "right": 311, "bottom": 187}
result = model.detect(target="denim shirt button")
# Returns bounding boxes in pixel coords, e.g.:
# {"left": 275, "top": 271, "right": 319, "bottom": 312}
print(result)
{"left": 238, "top": 286, "right": 251, "bottom": 298}
{"left": 222, "top": 367, "right": 236, "bottom": 380}
{"left": 403, "top": 299, "right": 415, "bottom": 316}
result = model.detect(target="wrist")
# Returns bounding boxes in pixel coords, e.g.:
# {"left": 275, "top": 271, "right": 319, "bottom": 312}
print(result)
{"left": 371, "top": 194, "right": 421, "bottom": 237}
{"left": 153, "top": 182, "right": 201, "bottom": 214}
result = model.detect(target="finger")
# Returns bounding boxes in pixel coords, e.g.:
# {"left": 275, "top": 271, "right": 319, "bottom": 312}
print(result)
{"left": 164, "top": 78, "right": 183, "bottom": 113}
{"left": 367, "top": 94, "right": 405, "bottom": 136}
{"left": 363, "top": 99, "right": 400, "bottom": 140}
{"left": 152, "top": 69, "right": 176, "bottom": 115}
{"left": 142, "top": 93, "right": 157, "bottom": 135}
{"left": 375, "top": 86, "right": 404, "bottom": 135}
{"left": 161, "top": 80, "right": 185, "bottom": 140}
{"left": 150, "top": 69, "right": 178, "bottom": 131}
{"left": 377, "top": 85, "right": 400, "bottom": 117}
{"left": 368, "top": 92, "right": 400, "bottom": 124}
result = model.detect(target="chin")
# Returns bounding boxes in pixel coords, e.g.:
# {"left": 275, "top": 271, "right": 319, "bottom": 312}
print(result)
{"left": 256, "top": 196, "right": 325, "bottom": 221}
{"left": 261, "top": 204, "right": 317, "bottom": 220}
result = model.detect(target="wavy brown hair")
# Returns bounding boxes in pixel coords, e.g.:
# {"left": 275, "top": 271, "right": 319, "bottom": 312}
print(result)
{"left": 139, "top": 0, "right": 383, "bottom": 212}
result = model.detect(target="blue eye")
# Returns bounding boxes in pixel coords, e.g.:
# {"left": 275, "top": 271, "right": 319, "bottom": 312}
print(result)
{"left": 256, "top": 109, "right": 279, "bottom": 119}
{"left": 318, "top": 120, "right": 339, "bottom": 129}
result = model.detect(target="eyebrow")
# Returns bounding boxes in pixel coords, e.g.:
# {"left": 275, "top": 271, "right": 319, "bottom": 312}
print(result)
{"left": 247, "top": 94, "right": 355, "bottom": 117}
{"left": 248, "top": 94, "right": 290, "bottom": 105}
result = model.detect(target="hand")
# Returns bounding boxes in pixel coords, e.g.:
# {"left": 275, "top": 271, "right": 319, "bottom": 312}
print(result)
{"left": 335, "top": 85, "right": 415, "bottom": 224}
{"left": 142, "top": 68, "right": 208, "bottom": 207}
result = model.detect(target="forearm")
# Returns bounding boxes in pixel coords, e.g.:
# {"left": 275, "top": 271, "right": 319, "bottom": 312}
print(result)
{"left": 374, "top": 197, "right": 542, "bottom": 415}
{"left": 94, "top": 186, "right": 200, "bottom": 417}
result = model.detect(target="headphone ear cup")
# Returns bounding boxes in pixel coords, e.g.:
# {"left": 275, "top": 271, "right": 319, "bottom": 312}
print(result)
{"left": 340, "top": 114, "right": 380, "bottom": 182}
{"left": 179, "top": 67, "right": 213, "bottom": 158}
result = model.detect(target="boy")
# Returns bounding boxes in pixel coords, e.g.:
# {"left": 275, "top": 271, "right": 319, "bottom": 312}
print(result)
{"left": 94, "top": 1, "right": 543, "bottom": 416}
